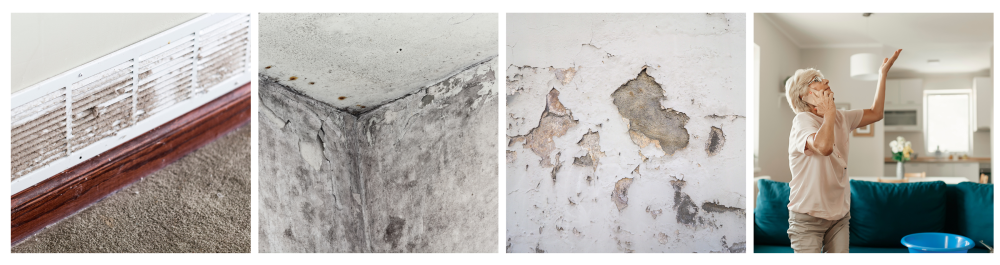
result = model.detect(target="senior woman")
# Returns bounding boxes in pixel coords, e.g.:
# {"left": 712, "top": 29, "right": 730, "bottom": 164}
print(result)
{"left": 783, "top": 49, "right": 902, "bottom": 253}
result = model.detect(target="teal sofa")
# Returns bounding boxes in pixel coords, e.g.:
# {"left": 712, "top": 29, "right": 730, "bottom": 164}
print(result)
{"left": 754, "top": 179, "right": 993, "bottom": 253}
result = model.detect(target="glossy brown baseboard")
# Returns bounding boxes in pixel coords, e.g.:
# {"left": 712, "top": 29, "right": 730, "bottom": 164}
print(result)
{"left": 11, "top": 83, "right": 251, "bottom": 245}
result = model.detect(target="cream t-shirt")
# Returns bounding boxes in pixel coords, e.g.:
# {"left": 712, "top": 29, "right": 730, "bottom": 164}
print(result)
{"left": 787, "top": 109, "right": 864, "bottom": 221}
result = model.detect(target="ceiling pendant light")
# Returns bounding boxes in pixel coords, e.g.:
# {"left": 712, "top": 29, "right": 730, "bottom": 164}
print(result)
{"left": 851, "top": 13, "right": 879, "bottom": 81}
{"left": 851, "top": 53, "right": 880, "bottom": 80}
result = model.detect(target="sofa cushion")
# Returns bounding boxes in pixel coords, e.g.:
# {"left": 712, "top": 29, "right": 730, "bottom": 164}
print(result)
{"left": 849, "top": 180, "right": 947, "bottom": 248}
{"left": 945, "top": 182, "right": 994, "bottom": 249}
{"left": 754, "top": 179, "right": 791, "bottom": 245}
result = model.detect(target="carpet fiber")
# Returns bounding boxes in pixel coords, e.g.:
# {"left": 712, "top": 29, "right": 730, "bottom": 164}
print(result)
{"left": 13, "top": 124, "right": 251, "bottom": 253}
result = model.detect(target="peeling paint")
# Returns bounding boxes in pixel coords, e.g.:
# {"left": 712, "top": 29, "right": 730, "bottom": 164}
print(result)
{"left": 706, "top": 126, "right": 725, "bottom": 156}
{"left": 573, "top": 130, "right": 604, "bottom": 169}
{"left": 611, "top": 177, "right": 633, "bottom": 211}
{"left": 552, "top": 67, "right": 577, "bottom": 85}
{"left": 646, "top": 206, "right": 663, "bottom": 219}
{"left": 506, "top": 14, "right": 746, "bottom": 253}
{"left": 670, "top": 178, "right": 700, "bottom": 226}
{"left": 509, "top": 88, "right": 578, "bottom": 167}
{"left": 612, "top": 69, "right": 690, "bottom": 155}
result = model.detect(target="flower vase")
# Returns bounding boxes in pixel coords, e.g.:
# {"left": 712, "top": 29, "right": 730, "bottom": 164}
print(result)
{"left": 896, "top": 162, "right": 905, "bottom": 179}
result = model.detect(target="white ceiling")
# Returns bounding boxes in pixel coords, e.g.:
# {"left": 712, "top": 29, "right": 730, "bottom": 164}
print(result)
{"left": 764, "top": 13, "right": 993, "bottom": 74}
{"left": 259, "top": 13, "right": 498, "bottom": 113}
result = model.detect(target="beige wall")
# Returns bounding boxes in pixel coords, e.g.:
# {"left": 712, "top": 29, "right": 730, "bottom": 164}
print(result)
{"left": 754, "top": 13, "right": 801, "bottom": 183}
{"left": 11, "top": 13, "right": 202, "bottom": 93}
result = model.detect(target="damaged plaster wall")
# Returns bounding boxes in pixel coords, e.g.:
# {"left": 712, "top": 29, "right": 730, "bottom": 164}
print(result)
{"left": 506, "top": 14, "right": 746, "bottom": 253}
{"left": 260, "top": 58, "right": 498, "bottom": 253}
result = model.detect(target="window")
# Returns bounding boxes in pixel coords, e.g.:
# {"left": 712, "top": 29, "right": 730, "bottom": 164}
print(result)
{"left": 924, "top": 89, "right": 973, "bottom": 154}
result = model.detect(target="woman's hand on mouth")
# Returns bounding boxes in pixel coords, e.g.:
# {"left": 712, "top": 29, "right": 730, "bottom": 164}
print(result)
{"left": 815, "top": 90, "right": 837, "bottom": 116}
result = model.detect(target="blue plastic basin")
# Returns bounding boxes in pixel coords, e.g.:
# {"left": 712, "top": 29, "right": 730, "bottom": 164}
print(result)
{"left": 901, "top": 233, "right": 975, "bottom": 253}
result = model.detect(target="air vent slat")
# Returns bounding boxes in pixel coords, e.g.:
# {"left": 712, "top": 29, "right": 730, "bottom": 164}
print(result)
{"left": 12, "top": 13, "right": 250, "bottom": 183}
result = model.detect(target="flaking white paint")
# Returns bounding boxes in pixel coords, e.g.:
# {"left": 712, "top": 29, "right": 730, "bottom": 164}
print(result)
{"left": 506, "top": 14, "right": 746, "bottom": 253}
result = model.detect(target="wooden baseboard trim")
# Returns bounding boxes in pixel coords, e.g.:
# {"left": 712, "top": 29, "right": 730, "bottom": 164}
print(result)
{"left": 11, "top": 83, "right": 251, "bottom": 245}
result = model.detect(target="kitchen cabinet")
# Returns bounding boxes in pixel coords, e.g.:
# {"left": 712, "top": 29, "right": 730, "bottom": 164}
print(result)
{"left": 926, "top": 163, "right": 954, "bottom": 176}
{"left": 974, "top": 77, "right": 992, "bottom": 130}
{"left": 885, "top": 79, "right": 901, "bottom": 105}
{"left": 899, "top": 79, "right": 924, "bottom": 105}
{"left": 884, "top": 78, "right": 922, "bottom": 106}
{"left": 954, "top": 163, "right": 980, "bottom": 181}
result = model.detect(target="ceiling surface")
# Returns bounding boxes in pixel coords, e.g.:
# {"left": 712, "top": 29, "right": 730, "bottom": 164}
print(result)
{"left": 259, "top": 13, "right": 498, "bottom": 112}
{"left": 764, "top": 13, "right": 993, "bottom": 74}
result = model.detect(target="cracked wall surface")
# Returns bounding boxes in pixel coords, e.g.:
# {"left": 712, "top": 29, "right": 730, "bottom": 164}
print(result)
{"left": 260, "top": 58, "right": 498, "bottom": 253}
{"left": 506, "top": 14, "right": 746, "bottom": 253}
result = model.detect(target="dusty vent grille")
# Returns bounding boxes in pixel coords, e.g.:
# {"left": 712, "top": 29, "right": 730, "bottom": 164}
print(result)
{"left": 10, "top": 14, "right": 250, "bottom": 182}
{"left": 70, "top": 60, "right": 135, "bottom": 152}
{"left": 197, "top": 16, "right": 249, "bottom": 92}
{"left": 136, "top": 35, "right": 196, "bottom": 122}
{"left": 11, "top": 88, "right": 68, "bottom": 179}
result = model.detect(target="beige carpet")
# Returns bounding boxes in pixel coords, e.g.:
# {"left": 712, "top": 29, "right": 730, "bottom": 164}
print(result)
{"left": 13, "top": 124, "right": 251, "bottom": 253}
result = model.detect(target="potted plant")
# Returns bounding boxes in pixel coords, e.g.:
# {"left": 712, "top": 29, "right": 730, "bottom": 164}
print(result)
{"left": 890, "top": 136, "right": 914, "bottom": 179}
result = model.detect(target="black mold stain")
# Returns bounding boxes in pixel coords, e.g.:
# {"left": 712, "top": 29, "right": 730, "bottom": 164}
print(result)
{"left": 702, "top": 201, "right": 745, "bottom": 214}
{"left": 706, "top": 126, "right": 725, "bottom": 156}
{"left": 421, "top": 95, "right": 434, "bottom": 107}
{"left": 550, "top": 158, "right": 561, "bottom": 184}
{"left": 301, "top": 201, "right": 315, "bottom": 223}
{"left": 284, "top": 228, "right": 295, "bottom": 239}
{"left": 611, "top": 68, "right": 690, "bottom": 154}
{"left": 670, "top": 179, "right": 699, "bottom": 225}
{"left": 384, "top": 216, "right": 406, "bottom": 249}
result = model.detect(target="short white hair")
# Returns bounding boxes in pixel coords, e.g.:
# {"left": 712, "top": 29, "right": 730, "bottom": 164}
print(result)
{"left": 785, "top": 68, "right": 824, "bottom": 113}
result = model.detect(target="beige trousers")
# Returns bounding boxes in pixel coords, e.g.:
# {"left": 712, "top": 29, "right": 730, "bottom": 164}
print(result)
{"left": 787, "top": 211, "right": 851, "bottom": 253}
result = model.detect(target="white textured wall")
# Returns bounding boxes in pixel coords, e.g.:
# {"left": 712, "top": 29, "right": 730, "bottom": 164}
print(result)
{"left": 11, "top": 13, "right": 202, "bottom": 93}
{"left": 506, "top": 14, "right": 746, "bottom": 253}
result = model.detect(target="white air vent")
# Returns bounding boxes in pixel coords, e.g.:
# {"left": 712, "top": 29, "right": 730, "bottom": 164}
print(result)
{"left": 11, "top": 13, "right": 251, "bottom": 194}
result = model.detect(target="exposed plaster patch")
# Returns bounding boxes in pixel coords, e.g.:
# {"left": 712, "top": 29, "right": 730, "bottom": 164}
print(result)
{"left": 656, "top": 232, "right": 669, "bottom": 244}
{"left": 509, "top": 88, "right": 578, "bottom": 167}
{"left": 706, "top": 126, "right": 725, "bottom": 156}
{"left": 611, "top": 177, "right": 633, "bottom": 211}
{"left": 551, "top": 67, "right": 577, "bottom": 85}
{"left": 612, "top": 69, "right": 690, "bottom": 155}
{"left": 573, "top": 130, "right": 604, "bottom": 169}
{"left": 646, "top": 206, "right": 663, "bottom": 219}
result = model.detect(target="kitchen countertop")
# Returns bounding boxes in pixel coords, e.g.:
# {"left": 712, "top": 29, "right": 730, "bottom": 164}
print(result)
{"left": 884, "top": 157, "right": 990, "bottom": 163}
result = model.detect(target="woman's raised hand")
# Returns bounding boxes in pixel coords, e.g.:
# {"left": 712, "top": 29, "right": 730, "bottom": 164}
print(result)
{"left": 880, "top": 49, "right": 902, "bottom": 74}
